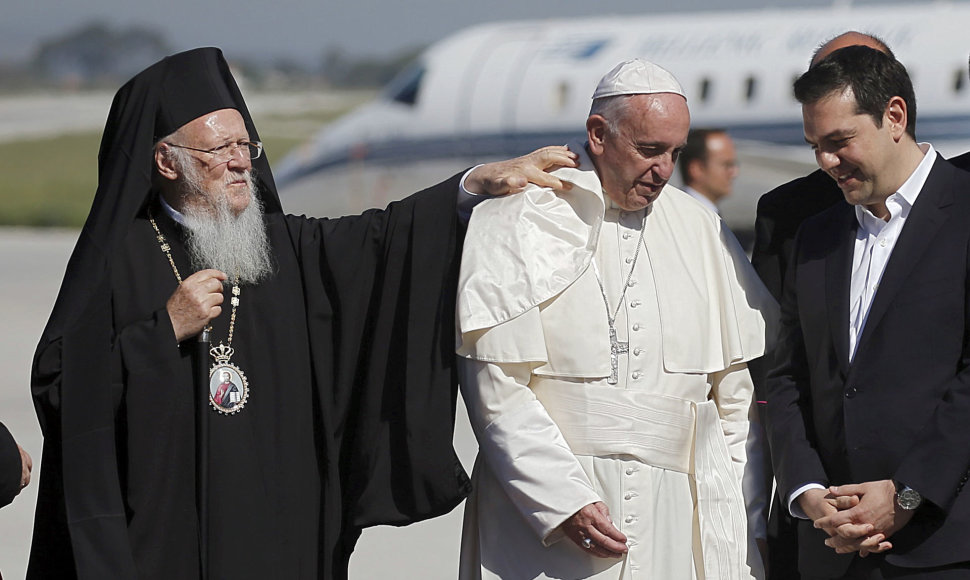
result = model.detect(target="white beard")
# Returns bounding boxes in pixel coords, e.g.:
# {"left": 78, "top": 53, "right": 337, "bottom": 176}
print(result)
{"left": 176, "top": 162, "right": 275, "bottom": 286}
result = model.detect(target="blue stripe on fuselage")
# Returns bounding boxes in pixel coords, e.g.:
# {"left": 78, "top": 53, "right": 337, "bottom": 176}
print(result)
{"left": 276, "top": 114, "right": 970, "bottom": 185}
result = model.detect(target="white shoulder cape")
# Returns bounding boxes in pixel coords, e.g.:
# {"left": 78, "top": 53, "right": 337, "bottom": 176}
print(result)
{"left": 457, "top": 143, "right": 777, "bottom": 374}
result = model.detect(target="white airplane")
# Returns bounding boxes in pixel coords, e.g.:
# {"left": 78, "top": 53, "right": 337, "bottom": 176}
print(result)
{"left": 274, "top": 2, "right": 970, "bottom": 236}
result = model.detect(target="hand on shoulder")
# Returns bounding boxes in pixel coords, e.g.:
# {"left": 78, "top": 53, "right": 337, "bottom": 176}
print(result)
{"left": 465, "top": 146, "right": 578, "bottom": 196}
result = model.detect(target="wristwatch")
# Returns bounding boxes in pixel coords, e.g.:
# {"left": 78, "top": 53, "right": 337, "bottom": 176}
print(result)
{"left": 895, "top": 481, "right": 923, "bottom": 511}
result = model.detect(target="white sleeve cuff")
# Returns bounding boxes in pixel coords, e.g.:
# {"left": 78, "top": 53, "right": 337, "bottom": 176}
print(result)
{"left": 788, "top": 483, "right": 827, "bottom": 519}
{"left": 458, "top": 165, "right": 487, "bottom": 223}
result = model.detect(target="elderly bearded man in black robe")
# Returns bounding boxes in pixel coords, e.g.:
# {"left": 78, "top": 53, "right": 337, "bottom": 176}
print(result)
{"left": 27, "top": 47, "right": 573, "bottom": 580}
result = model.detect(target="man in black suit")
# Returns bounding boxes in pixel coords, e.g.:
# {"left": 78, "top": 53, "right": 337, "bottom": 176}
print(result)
{"left": 954, "top": 150, "right": 970, "bottom": 171}
{"left": 766, "top": 45, "right": 970, "bottom": 578}
{"left": 750, "top": 32, "right": 893, "bottom": 580}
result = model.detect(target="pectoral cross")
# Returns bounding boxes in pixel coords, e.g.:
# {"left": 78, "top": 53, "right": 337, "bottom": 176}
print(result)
{"left": 608, "top": 323, "right": 628, "bottom": 385}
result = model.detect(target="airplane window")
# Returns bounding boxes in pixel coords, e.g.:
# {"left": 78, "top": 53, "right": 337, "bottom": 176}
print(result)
{"left": 383, "top": 63, "right": 425, "bottom": 106}
{"left": 555, "top": 82, "right": 570, "bottom": 112}
{"left": 745, "top": 76, "right": 757, "bottom": 102}
{"left": 698, "top": 78, "right": 711, "bottom": 103}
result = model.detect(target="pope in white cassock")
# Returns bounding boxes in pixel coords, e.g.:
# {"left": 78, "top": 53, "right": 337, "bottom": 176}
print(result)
{"left": 456, "top": 60, "right": 777, "bottom": 579}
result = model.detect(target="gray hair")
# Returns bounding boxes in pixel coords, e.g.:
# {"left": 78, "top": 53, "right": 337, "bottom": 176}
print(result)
{"left": 589, "top": 95, "right": 634, "bottom": 136}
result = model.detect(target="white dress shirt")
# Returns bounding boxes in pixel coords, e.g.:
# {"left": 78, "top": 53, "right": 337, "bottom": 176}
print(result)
{"left": 848, "top": 144, "right": 935, "bottom": 360}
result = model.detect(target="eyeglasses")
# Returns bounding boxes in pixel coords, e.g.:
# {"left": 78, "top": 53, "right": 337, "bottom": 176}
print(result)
{"left": 166, "top": 140, "right": 263, "bottom": 163}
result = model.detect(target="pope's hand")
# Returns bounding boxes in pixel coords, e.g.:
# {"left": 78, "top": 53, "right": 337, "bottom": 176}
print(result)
{"left": 167, "top": 269, "right": 227, "bottom": 343}
{"left": 464, "top": 146, "right": 579, "bottom": 196}
{"left": 560, "top": 501, "right": 628, "bottom": 558}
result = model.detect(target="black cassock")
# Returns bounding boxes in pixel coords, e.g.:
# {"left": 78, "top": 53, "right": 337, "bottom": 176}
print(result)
{"left": 28, "top": 48, "right": 469, "bottom": 580}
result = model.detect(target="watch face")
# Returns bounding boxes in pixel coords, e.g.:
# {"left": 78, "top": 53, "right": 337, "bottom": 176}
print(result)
{"left": 897, "top": 488, "right": 922, "bottom": 510}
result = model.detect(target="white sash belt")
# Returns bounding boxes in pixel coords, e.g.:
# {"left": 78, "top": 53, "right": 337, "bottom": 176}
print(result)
{"left": 531, "top": 378, "right": 750, "bottom": 580}
{"left": 532, "top": 378, "right": 694, "bottom": 473}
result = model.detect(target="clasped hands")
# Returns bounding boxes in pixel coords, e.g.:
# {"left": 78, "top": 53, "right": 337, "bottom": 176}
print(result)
{"left": 798, "top": 479, "right": 915, "bottom": 557}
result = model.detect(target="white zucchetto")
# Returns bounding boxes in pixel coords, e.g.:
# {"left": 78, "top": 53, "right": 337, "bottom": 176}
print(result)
{"left": 592, "top": 58, "right": 685, "bottom": 100}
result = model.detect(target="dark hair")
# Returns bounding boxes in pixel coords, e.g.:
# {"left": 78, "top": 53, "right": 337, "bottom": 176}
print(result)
{"left": 794, "top": 45, "right": 917, "bottom": 139}
{"left": 678, "top": 128, "right": 726, "bottom": 184}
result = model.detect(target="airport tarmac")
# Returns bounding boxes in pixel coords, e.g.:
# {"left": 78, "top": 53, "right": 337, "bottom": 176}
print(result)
{"left": 0, "top": 228, "right": 70, "bottom": 579}
{"left": 0, "top": 224, "right": 480, "bottom": 579}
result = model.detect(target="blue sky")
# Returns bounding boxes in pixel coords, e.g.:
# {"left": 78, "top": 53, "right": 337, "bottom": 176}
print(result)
{"left": 1, "top": 0, "right": 921, "bottom": 66}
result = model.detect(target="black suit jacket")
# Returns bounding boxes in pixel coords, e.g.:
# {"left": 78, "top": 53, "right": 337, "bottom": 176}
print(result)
{"left": 750, "top": 169, "right": 843, "bottom": 580}
{"left": 951, "top": 150, "right": 970, "bottom": 171}
{"left": 752, "top": 169, "right": 846, "bottom": 302}
{"left": 766, "top": 155, "right": 970, "bottom": 576}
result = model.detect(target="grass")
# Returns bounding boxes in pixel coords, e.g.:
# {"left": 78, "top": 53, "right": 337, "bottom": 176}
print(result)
{"left": 0, "top": 133, "right": 101, "bottom": 227}
{"left": 0, "top": 108, "right": 352, "bottom": 228}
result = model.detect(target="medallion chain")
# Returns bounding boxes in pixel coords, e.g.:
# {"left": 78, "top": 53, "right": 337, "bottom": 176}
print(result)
{"left": 591, "top": 210, "right": 647, "bottom": 384}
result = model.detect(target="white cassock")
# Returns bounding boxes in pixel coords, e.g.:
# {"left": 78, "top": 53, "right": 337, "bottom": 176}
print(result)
{"left": 456, "top": 143, "right": 776, "bottom": 580}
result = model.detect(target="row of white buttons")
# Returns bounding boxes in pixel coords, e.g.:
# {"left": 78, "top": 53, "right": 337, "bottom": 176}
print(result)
{"left": 620, "top": 217, "right": 645, "bottom": 384}
{"left": 615, "top": 211, "right": 646, "bottom": 566}
{"left": 622, "top": 466, "right": 640, "bottom": 556}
